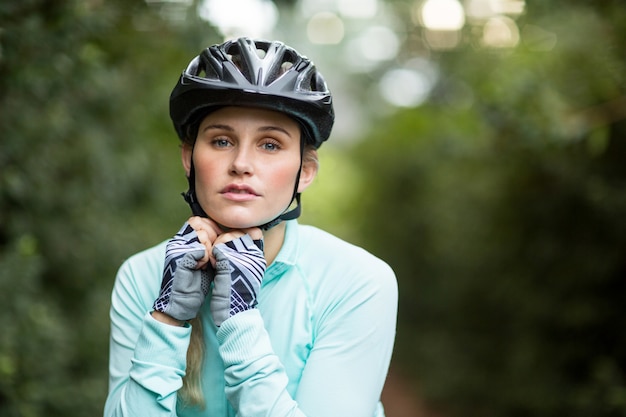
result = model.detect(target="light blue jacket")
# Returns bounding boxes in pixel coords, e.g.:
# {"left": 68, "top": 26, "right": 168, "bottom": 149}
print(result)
{"left": 104, "top": 220, "right": 397, "bottom": 417}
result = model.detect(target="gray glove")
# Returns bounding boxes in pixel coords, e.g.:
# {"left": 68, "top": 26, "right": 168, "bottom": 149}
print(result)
{"left": 210, "top": 235, "right": 266, "bottom": 327}
{"left": 153, "top": 222, "right": 211, "bottom": 322}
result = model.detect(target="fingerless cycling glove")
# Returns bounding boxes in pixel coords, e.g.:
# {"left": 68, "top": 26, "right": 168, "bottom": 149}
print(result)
{"left": 153, "top": 223, "right": 211, "bottom": 322}
{"left": 210, "top": 235, "right": 266, "bottom": 326}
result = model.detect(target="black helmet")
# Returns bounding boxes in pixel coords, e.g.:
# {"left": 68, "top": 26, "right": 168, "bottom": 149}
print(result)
{"left": 170, "top": 37, "right": 334, "bottom": 148}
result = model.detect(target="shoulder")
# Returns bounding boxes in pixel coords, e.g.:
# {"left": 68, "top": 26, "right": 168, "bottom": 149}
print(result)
{"left": 113, "top": 240, "right": 167, "bottom": 309}
{"left": 295, "top": 224, "right": 397, "bottom": 296}
{"left": 297, "top": 224, "right": 394, "bottom": 276}
{"left": 116, "top": 241, "right": 166, "bottom": 282}
{"left": 293, "top": 224, "right": 397, "bottom": 328}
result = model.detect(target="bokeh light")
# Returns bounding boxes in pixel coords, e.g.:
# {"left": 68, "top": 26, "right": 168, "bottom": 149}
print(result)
{"left": 338, "top": 0, "right": 379, "bottom": 19}
{"left": 299, "top": 0, "right": 336, "bottom": 17}
{"left": 197, "top": 0, "right": 278, "bottom": 38}
{"left": 465, "top": 0, "right": 525, "bottom": 20}
{"left": 482, "top": 15, "right": 520, "bottom": 48}
{"left": 357, "top": 26, "right": 399, "bottom": 62}
{"left": 379, "top": 67, "right": 434, "bottom": 107}
{"left": 307, "top": 12, "right": 345, "bottom": 44}
{"left": 418, "top": 0, "right": 465, "bottom": 31}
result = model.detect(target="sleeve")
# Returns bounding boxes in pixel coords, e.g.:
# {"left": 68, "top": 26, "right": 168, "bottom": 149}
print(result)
{"left": 104, "top": 255, "right": 192, "bottom": 417}
{"left": 295, "top": 260, "right": 397, "bottom": 416}
{"left": 216, "top": 260, "right": 398, "bottom": 417}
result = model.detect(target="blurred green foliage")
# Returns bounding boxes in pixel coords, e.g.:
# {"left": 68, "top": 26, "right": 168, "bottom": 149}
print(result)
{"left": 349, "top": 2, "right": 626, "bottom": 416}
{"left": 1, "top": 0, "right": 625, "bottom": 416}
{"left": 0, "top": 1, "right": 218, "bottom": 415}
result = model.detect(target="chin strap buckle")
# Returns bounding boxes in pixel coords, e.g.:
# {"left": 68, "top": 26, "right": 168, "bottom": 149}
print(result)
{"left": 181, "top": 189, "right": 208, "bottom": 218}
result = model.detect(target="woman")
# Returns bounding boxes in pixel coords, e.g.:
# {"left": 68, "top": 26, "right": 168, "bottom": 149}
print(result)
{"left": 104, "top": 37, "right": 397, "bottom": 417}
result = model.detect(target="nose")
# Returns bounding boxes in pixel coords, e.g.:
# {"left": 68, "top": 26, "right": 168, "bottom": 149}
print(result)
{"left": 230, "top": 146, "right": 254, "bottom": 175}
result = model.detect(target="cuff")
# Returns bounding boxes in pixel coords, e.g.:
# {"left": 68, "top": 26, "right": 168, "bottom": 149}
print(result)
{"left": 216, "top": 310, "right": 273, "bottom": 365}
{"left": 130, "top": 312, "right": 192, "bottom": 397}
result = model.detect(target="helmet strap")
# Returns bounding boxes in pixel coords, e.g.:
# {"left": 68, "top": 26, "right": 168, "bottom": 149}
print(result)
{"left": 181, "top": 157, "right": 209, "bottom": 218}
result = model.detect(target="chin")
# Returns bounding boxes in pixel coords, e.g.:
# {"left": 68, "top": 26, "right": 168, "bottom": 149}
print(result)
{"left": 203, "top": 204, "right": 285, "bottom": 230}
{"left": 210, "top": 214, "right": 270, "bottom": 230}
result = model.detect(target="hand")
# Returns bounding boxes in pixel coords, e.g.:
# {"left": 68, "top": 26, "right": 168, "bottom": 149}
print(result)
{"left": 187, "top": 216, "right": 223, "bottom": 270}
{"left": 210, "top": 231, "right": 266, "bottom": 326}
{"left": 153, "top": 222, "right": 212, "bottom": 322}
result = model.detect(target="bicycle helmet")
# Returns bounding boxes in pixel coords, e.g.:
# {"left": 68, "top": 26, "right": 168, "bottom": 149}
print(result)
{"left": 170, "top": 37, "right": 334, "bottom": 148}
{"left": 169, "top": 37, "right": 335, "bottom": 230}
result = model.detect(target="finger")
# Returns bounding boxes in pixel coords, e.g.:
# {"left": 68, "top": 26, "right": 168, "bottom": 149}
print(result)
{"left": 213, "top": 227, "right": 262, "bottom": 245}
{"left": 242, "top": 227, "right": 263, "bottom": 241}
{"left": 193, "top": 244, "right": 210, "bottom": 270}
{"left": 188, "top": 217, "right": 220, "bottom": 248}
{"left": 184, "top": 218, "right": 219, "bottom": 270}
{"left": 195, "top": 227, "right": 216, "bottom": 247}
{"left": 209, "top": 231, "right": 242, "bottom": 268}
{"left": 188, "top": 216, "right": 223, "bottom": 238}
{"left": 213, "top": 230, "right": 246, "bottom": 247}
{"left": 196, "top": 258, "right": 210, "bottom": 271}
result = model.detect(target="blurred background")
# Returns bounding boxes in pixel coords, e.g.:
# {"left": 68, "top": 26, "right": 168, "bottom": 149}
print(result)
{"left": 1, "top": 0, "right": 625, "bottom": 416}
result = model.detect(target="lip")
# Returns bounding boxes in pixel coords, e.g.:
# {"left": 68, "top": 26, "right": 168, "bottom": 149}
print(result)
{"left": 220, "top": 184, "right": 260, "bottom": 202}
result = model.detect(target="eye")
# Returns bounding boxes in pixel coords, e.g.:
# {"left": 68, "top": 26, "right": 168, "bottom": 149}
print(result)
{"left": 260, "top": 139, "right": 282, "bottom": 152}
{"left": 211, "top": 137, "right": 232, "bottom": 148}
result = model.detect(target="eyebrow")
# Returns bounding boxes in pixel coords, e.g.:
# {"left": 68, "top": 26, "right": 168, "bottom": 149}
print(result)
{"left": 258, "top": 125, "right": 293, "bottom": 137}
{"left": 202, "top": 124, "right": 293, "bottom": 138}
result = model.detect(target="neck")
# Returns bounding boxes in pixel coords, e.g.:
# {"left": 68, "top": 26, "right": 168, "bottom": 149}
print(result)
{"left": 262, "top": 221, "right": 287, "bottom": 265}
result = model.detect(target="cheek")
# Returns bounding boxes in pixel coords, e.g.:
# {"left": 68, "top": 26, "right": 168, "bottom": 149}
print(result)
{"left": 279, "top": 161, "right": 301, "bottom": 183}
{"left": 265, "top": 162, "right": 301, "bottom": 195}
{"left": 193, "top": 154, "right": 221, "bottom": 183}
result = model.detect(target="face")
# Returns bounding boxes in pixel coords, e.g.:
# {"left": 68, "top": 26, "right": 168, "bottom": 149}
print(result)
{"left": 182, "top": 106, "right": 317, "bottom": 229}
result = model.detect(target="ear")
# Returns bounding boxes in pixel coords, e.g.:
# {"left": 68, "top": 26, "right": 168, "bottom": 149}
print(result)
{"left": 181, "top": 143, "right": 193, "bottom": 177}
{"left": 297, "top": 150, "right": 319, "bottom": 193}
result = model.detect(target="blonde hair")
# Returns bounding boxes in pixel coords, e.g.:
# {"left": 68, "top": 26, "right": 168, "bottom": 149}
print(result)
{"left": 179, "top": 316, "right": 205, "bottom": 408}
{"left": 303, "top": 145, "right": 319, "bottom": 168}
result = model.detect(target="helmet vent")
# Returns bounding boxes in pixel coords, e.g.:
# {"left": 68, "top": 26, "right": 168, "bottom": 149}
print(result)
{"left": 264, "top": 51, "right": 296, "bottom": 85}
{"left": 281, "top": 50, "right": 297, "bottom": 66}
{"left": 191, "top": 54, "right": 220, "bottom": 80}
